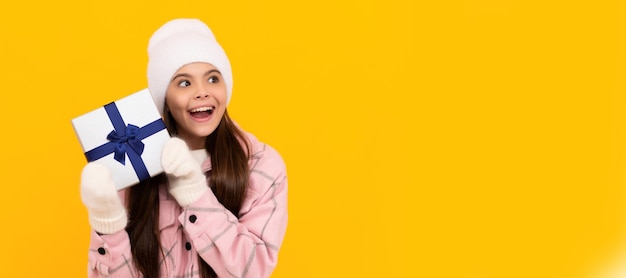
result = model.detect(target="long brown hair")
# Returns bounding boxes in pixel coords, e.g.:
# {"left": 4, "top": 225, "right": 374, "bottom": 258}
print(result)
{"left": 126, "top": 108, "right": 250, "bottom": 278}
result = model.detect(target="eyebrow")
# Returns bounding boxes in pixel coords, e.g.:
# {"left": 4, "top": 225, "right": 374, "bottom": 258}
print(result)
{"left": 204, "top": 69, "right": 221, "bottom": 76}
{"left": 171, "top": 69, "right": 222, "bottom": 81}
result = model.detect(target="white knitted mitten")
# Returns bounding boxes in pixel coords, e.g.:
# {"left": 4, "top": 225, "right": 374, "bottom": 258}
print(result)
{"left": 80, "top": 163, "right": 127, "bottom": 234}
{"left": 161, "top": 138, "right": 208, "bottom": 207}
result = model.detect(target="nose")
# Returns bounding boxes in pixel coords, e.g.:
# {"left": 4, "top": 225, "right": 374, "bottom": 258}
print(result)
{"left": 195, "top": 85, "right": 210, "bottom": 99}
{"left": 195, "top": 93, "right": 209, "bottom": 99}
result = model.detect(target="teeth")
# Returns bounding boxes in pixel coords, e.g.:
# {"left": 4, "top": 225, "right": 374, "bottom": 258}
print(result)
{"left": 190, "top": 107, "right": 214, "bottom": 112}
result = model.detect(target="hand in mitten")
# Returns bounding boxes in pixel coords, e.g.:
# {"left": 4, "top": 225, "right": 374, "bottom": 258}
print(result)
{"left": 80, "top": 163, "right": 127, "bottom": 234}
{"left": 161, "top": 137, "right": 208, "bottom": 207}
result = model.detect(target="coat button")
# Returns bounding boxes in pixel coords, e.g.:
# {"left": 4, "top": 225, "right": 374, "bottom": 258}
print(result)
{"left": 98, "top": 247, "right": 106, "bottom": 255}
{"left": 185, "top": 242, "right": 192, "bottom": 251}
{"left": 189, "top": 215, "right": 197, "bottom": 223}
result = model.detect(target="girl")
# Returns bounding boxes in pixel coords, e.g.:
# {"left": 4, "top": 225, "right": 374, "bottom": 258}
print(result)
{"left": 80, "top": 18, "right": 288, "bottom": 278}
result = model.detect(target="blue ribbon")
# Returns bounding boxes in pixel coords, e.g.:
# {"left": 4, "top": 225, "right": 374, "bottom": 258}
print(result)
{"left": 84, "top": 102, "right": 166, "bottom": 182}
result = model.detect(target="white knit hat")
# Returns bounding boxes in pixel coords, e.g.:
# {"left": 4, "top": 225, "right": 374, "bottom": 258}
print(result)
{"left": 147, "top": 18, "right": 233, "bottom": 115}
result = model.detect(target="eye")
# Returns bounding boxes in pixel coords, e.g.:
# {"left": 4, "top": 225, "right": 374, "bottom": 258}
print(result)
{"left": 208, "top": 76, "right": 219, "bottom": 84}
{"left": 177, "top": 80, "right": 191, "bottom": 87}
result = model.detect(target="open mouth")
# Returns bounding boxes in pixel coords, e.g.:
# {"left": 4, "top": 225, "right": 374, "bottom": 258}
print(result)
{"left": 189, "top": 106, "right": 215, "bottom": 119}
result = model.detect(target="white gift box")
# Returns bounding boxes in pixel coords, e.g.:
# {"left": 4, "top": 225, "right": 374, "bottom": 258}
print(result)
{"left": 72, "top": 89, "right": 170, "bottom": 190}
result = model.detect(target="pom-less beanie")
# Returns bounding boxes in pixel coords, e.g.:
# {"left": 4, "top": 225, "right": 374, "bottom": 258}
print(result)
{"left": 147, "top": 18, "right": 233, "bottom": 115}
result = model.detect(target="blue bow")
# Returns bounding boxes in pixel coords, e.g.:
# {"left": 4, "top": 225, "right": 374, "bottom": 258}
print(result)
{"left": 106, "top": 124, "right": 145, "bottom": 165}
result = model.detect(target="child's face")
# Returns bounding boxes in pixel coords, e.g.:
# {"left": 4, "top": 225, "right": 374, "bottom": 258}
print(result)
{"left": 165, "top": 62, "right": 227, "bottom": 149}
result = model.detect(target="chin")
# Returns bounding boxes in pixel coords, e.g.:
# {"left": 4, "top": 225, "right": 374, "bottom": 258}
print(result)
{"left": 197, "top": 125, "right": 219, "bottom": 137}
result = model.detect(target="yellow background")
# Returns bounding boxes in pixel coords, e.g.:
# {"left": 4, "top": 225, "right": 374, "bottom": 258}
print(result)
{"left": 1, "top": 0, "right": 626, "bottom": 277}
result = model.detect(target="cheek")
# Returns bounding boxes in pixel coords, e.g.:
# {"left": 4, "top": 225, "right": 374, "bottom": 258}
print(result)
{"left": 165, "top": 94, "right": 184, "bottom": 110}
{"left": 216, "top": 88, "right": 228, "bottom": 104}
{"left": 215, "top": 106, "right": 226, "bottom": 118}
{"left": 165, "top": 97, "right": 186, "bottom": 121}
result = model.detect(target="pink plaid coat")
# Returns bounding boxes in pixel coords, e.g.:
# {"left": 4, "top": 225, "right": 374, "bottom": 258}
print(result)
{"left": 87, "top": 132, "right": 288, "bottom": 277}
